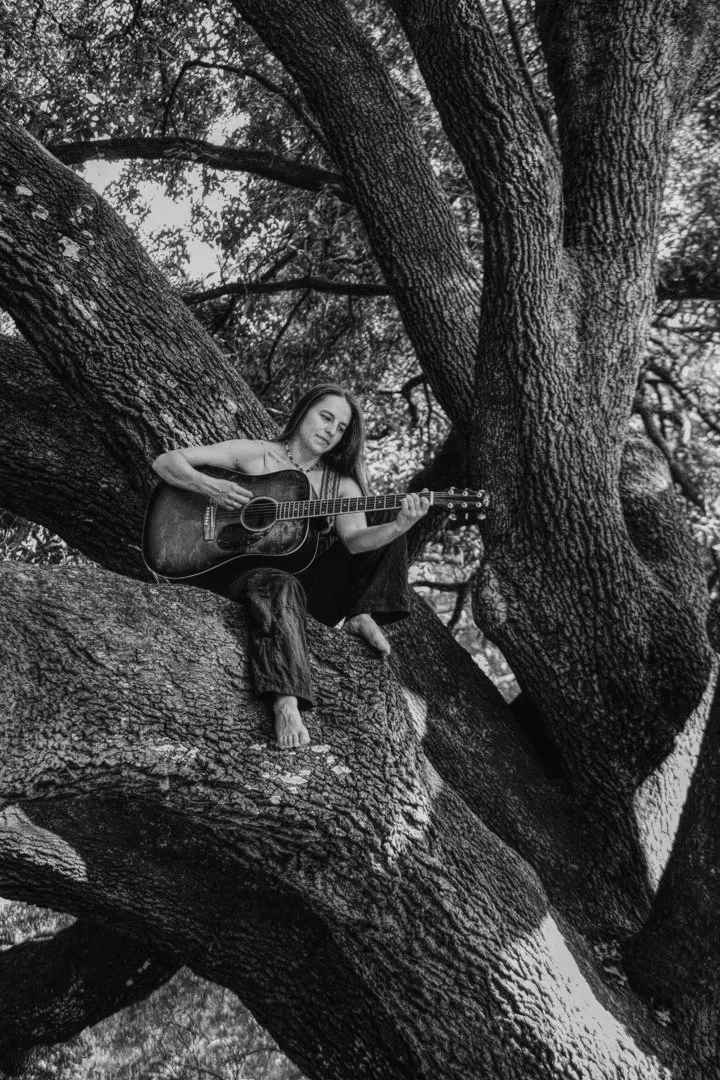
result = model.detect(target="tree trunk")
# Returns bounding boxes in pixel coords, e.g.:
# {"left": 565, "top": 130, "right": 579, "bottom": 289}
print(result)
{"left": 2, "top": 0, "right": 720, "bottom": 1074}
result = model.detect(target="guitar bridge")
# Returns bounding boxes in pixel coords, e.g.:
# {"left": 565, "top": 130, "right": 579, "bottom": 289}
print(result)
{"left": 202, "top": 502, "right": 217, "bottom": 541}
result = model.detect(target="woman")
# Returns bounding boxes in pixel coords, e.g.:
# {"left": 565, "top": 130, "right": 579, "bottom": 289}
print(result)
{"left": 152, "top": 384, "right": 429, "bottom": 748}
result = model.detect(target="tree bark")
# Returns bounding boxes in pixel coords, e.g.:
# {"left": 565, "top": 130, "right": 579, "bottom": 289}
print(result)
{"left": 377, "top": 1, "right": 714, "bottom": 800}
{"left": 0, "top": 336, "right": 144, "bottom": 575}
{"left": 1, "top": 2, "right": 720, "bottom": 1075}
{"left": 0, "top": 111, "right": 272, "bottom": 574}
{"left": 625, "top": 669, "right": 720, "bottom": 1066}
{"left": 0, "top": 563, "right": 686, "bottom": 1078}
{"left": 229, "top": 0, "right": 481, "bottom": 429}
{"left": 0, "top": 110, "right": 270, "bottom": 484}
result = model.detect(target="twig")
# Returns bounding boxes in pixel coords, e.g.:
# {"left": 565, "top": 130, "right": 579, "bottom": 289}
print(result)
{"left": 635, "top": 396, "right": 705, "bottom": 508}
{"left": 260, "top": 290, "right": 311, "bottom": 395}
{"left": 161, "top": 59, "right": 328, "bottom": 150}
{"left": 646, "top": 358, "right": 720, "bottom": 438}
{"left": 183, "top": 277, "right": 388, "bottom": 305}
{"left": 448, "top": 578, "right": 473, "bottom": 633}
{"left": 413, "top": 578, "right": 470, "bottom": 592}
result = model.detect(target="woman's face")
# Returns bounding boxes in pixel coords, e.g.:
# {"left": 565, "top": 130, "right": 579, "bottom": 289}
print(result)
{"left": 297, "top": 394, "right": 352, "bottom": 455}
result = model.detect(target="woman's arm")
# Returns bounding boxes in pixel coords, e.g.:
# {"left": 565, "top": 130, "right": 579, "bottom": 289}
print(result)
{"left": 151, "top": 440, "right": 261, "bottom": 510}
{"left": 333, "top": 479, "right": 430, "bottom": 554}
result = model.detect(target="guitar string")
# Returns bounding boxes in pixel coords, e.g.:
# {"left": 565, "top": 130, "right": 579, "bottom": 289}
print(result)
{"left": 213, "top": 493, "right": 481, "bottom": 525}
{"left": 213, "top": 496, "right": 408, "bottom": 523}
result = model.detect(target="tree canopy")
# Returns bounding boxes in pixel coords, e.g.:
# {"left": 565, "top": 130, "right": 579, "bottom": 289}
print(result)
{"left": 2, "top": 1, "right": 720, "bottom": 1078}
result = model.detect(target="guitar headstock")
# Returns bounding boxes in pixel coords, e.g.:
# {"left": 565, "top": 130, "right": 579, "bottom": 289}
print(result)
{"left": 428, "top": 488, "right": 490, "bottom": 522}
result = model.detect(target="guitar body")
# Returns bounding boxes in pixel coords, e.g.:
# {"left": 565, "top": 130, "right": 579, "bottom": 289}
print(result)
{"left": 143, "top": 467, "right": 321, "bottom": 581}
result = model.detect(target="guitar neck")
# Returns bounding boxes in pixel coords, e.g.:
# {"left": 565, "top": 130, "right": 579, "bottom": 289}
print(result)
{"left": 276, "top": 492, "right": 430, "bottom": 520}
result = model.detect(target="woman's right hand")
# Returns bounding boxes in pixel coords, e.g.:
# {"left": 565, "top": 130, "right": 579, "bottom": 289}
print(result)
{"left": 205, "top": 478, "right": 253, "bottom": 510}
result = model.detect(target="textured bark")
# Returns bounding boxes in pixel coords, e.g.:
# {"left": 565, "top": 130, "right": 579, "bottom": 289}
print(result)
{"left": 1, "top": 1, "right": 719, "bottom": 1076}
{"left": 375, "top": 1, "right": 713, "bottom": 805}
{"left": 0, "top": 336, "right": 144, "bottom": 574}
{"left": 0, "top": 564, "right": 684, "bottom": 1078}
{"left": 626, "top": 670, "right": 720, "bottom": 1066}
{"left": 0, "top": 112, "right": 270, "bottom": 489}
{"left": 229, "top": 0, "right": 481, "bottom": 429}
{"left": 536, "top": 0, "right": 719, "bottom": 256}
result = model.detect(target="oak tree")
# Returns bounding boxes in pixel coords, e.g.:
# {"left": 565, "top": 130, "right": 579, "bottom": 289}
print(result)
{"left": 2, "top": 2, "right": 720, "bottom": 1077}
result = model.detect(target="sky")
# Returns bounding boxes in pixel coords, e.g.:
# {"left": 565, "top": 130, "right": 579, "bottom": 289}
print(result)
{"left": 82, "top": 158, "right": 226, "bottom": 283}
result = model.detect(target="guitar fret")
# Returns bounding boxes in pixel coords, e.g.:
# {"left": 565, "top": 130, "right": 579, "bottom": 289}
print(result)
{"left": 265, "top": 490, "right": 489, "bottom": 520}
{"left": 277, "top": 494, "right": 408, "bottom": 518}
{"left": 145, "top": 467, "right": 490, "bottom": 584}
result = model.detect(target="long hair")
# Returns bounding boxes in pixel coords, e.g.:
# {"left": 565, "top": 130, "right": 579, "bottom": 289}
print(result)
{"left": 280, "top": 383, "right": 368, "bottom": 492}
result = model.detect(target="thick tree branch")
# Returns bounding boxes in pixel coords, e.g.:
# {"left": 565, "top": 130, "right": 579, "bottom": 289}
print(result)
{"left": 0, "top": 111, "right": 272, "bottom": 574}
{"left": 50, "top": 137, "right": 349, "bottom": 201}
{"left": 474, "top": 433, "right": 711, "bottom": 796}
{"left": 0, "top": 914, "right": 177, "bottom": 1051}
{"left": 536, "top": 0, "right": 719, "bottom": 256}
{"left": 0, "top": 335, "right": 144, "bottom": 575}
{"left": 230, "top": 0, "right": 479, "bottom": 429}
{"left": 0, "top": 563, "right": 685, "bottom": 1077}
{"left": 626, "top": 671, "right": 720, "bottom": 1065}
{"left": 383, "top": 1, "right": 569, "bottom": 455}
{"left": 387, "top": 0, "right": 559, "bottom": 240}
{"left": 183, "top": 276, "right": 389, "bottom": 305}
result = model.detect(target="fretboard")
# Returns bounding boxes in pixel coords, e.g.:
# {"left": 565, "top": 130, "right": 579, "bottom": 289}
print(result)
{"left": 276, "top": 493, "right": 424, "bottom": 520}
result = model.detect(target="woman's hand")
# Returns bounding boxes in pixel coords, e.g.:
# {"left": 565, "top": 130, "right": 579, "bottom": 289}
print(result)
{"left": 205, "top": 477, "right": 253, "bottom": 510}
{"left": 395, "top": 491, "right": 430, "bottom": 533}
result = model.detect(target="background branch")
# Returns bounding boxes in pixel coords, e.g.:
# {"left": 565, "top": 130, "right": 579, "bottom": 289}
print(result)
{"left": 183, "top": 276, "right": 389, "bottom": 305}
{"left": 0, "top": 917, "right": 177, "bottom": 1052}
{"left": 50, "top": 137, "right": 348, "bottom": 200}
{"left": 160, "top": 58, "right": 329, "bottom": 149}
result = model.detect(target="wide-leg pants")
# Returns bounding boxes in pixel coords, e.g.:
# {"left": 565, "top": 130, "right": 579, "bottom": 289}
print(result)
{"left": 206, "top": 532, "right": 410, "bottom": 710}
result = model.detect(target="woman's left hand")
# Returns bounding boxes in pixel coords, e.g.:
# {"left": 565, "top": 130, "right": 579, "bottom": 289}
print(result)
{"left": 396, "top": 491, "right": 430, "bottom": 533}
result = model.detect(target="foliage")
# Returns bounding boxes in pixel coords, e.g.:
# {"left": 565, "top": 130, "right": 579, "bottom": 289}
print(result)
{"left": 2, "top": 0, "right": 719, "bottom": 569}
{"left": 0, "top": 901, "right": 304, "bottom": 1080}
{"left": 2, "top": 1, "right": 720, "bottom": 1076}
{"left": 0, "top": 513, "right": 86, "bottom": 567}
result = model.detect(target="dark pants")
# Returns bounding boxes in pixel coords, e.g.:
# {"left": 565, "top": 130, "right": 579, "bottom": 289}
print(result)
{"left": 208, "top": 531, "right": 410, "bottom": 710}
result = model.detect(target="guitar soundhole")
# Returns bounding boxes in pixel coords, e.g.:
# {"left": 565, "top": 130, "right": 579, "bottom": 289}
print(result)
{"left": 240, "top": 496, "right": 279, "bottom": 533}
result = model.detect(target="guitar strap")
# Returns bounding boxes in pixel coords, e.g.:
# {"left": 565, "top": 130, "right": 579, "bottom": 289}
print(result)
{"left": 315, "top": 465, "right": 340, "bottom": 555}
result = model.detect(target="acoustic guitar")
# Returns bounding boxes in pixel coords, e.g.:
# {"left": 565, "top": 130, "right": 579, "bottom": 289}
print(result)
{"left": 143, "top": 465, "right": 489, "bottom": 581}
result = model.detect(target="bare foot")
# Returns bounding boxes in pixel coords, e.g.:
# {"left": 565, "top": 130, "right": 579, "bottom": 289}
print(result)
{"left": 273, "top": 695, "right": 311, "bottom": 749}
{"left": 344, "top": 613, "right": 391, "bottom": 656}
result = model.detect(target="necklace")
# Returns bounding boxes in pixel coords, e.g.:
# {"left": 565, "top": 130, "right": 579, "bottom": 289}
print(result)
{"left": 285, "top": 441, "right": 321, "bottom": 473}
